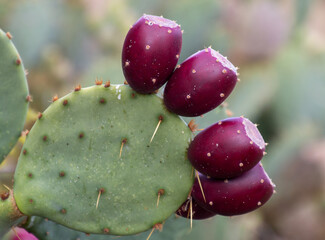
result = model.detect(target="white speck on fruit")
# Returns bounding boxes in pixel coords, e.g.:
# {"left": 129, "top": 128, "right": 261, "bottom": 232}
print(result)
{"left": 239, "top": 163, "right": 243, "bottom": 167}
{"left": 222, "top": 69, "right": 227, "bottom": 74}
{"left": 207, "top": 152, "right": 211, "bottom": 157}
{"left": 220, "top": 93, "right": 225, "bottom": 97}
{"left": 146, "top": 45, "right": 150, "bottom": 50}
{"left": 243, "top": 118, "right": 265, "bottom": 149}
{"left": 143, "top": 15, "right": 179, "bottom": 29}
{"left": 192, "top": 69, "right": 196, "bottom": 73}
{"left": 186, "top": 94, "right": 191, "bottom": 99}
{"left": 257, "top": 201, "right": 262, "bottom": 206}
{"left": 210, "top": 49, "right": 237, "bottom": 74}
{"left": 260, "top": 179, "right": 264, "bottom": 183}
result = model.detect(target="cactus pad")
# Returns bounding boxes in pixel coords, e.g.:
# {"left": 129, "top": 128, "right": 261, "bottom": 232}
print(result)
{"left": 0, "top": 29, "right": 29, "bottom": 163}
{"left": 0, "top": 190, "right": 24, "bottom": 238}
{"left": 23, "top": 214, "right": 193, "bottom": 240}
{"left": 14, "top": 84, "right": 193, "bottom": 235}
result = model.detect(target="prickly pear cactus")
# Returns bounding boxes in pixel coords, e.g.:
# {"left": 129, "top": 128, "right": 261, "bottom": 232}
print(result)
{"left": 0, "top": 29, "right": 29, "bottom": 163}
{"left": 0, "top": 190, "right": 24, "bottom": 237}
{"left": 23, "top": 215, "right": 188, "bottom": 240}
{"left": 13, "top": 84, "right": 193, "bottom": 235}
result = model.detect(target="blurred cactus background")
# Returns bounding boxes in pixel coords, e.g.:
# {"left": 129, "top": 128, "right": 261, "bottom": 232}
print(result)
{"left": 1, "top": 0, "right": 325, "bottom": 239}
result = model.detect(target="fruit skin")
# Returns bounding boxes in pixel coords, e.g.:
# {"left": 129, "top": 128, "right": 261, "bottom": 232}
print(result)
{"left": 13, "top": 84, "right": 193, "bottom": 235}
{"left": 163, "top": 47, "right": 238, "bottom": 117}
{"left": 188, "top": 117, "right": 266, "bottom": 179}
{"left": 122, "top": 14, "right": 182, "bottom": 94}
{"left": 0, "top": 29, "right": 29, "bottom": 163}
{"left": 192, "top": 164, "right": 275, "bottom": 216}
{"left": 10, "top": 228, "right": 37, "bottom": 240}
{"left": 176, "top": 197, "right": 216, "bottom": 220}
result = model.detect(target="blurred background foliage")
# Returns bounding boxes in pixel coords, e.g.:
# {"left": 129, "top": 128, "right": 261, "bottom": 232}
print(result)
{"left": 1, "top": 0, "right": 325, "bottom": 239}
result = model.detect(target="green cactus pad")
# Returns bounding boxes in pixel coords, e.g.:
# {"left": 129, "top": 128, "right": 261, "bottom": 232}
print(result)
{"left": 0, "top": 29, "right": 29, "bottom": 163}
{"left": 14, "top": 84, "right": 193, "bottom": 235}
{"left": 23, "top": 215, "right": 189, "bottom": 240}
{"left": 0, "top": 190, "right": 24, "bottom": 238}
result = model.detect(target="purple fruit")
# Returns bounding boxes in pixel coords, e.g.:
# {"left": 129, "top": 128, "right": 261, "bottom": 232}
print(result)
{"left": 192, "top": 164, "right": 275, "bottom": 216}
{"left": 188, "top": 117, "right": 266, "bottom": 179}
{"left": 163, "top": 47, "right": 238, "bottom": 116}
{"left": 11, "top": 228, "right": 38, "bottom": 240}
{"left": 122, "top": 14, "right": 182, "bottom": 94}
{"left": 176, "top": 197, "right": 217, "bottom": 220}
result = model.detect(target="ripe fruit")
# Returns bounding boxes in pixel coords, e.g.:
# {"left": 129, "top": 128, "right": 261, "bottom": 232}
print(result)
{"left": 192, "top": 164, "right": 275, "bottom": 216}
{"left": 164, "top": 47, "right": 238, "bottom": 117}
{"left": 188, "top": 117, "right": 266, "bottom": 179}
{"left": 10, "top": 228, "right": 37, "bottom": 240}
{"left": 122, "top": 14, "right": 182, "bottom": 94}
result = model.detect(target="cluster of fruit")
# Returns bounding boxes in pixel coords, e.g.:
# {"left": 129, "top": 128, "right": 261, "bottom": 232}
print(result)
{"left": 177, "top": 117, "right": 274, "bottom": 219}
{"left": 122, "top": 14, "right": 275, "bottom": 221}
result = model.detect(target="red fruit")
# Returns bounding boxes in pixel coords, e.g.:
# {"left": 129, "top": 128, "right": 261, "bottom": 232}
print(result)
{"left": 11, "top": 228, "right": 38, "bottom": 240}
{"left": 188, "top": 117, "right": 266, "bottom": 179}
{"left": 122, "top": 14, "right": 182, "bottom": 94}
{"left": 163, "top": 47, "right": 238, "bottom": 117}
{"left": 176, "top": 197, "right": 217, "bottom": 220}
{"left": 192, "top": 164, "right": 275, "bottom": 216}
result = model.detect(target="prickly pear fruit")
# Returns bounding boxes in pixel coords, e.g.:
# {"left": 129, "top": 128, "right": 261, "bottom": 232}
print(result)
{"left": 122, "top": 14, "right": 182, "bottom": 93}
{"left": 188, "top": 117, "right": 266, "bottom": 179}
{"left": 176, "top": 197, "right": 216, "bottom": 220}
{"left": 14, "top": 84, "right": 193, "bottom": 235}
{"left": 0, "top": 29, "right": 29, "bottom": 163}
{"left": 163, "top": 47, "right": 238, "bottom": 117}
{"left": 192, "top": 164, "right": 275, "bottom": 216}
{"left": 10, "top": 228, "right": 37, "bottom": 240}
